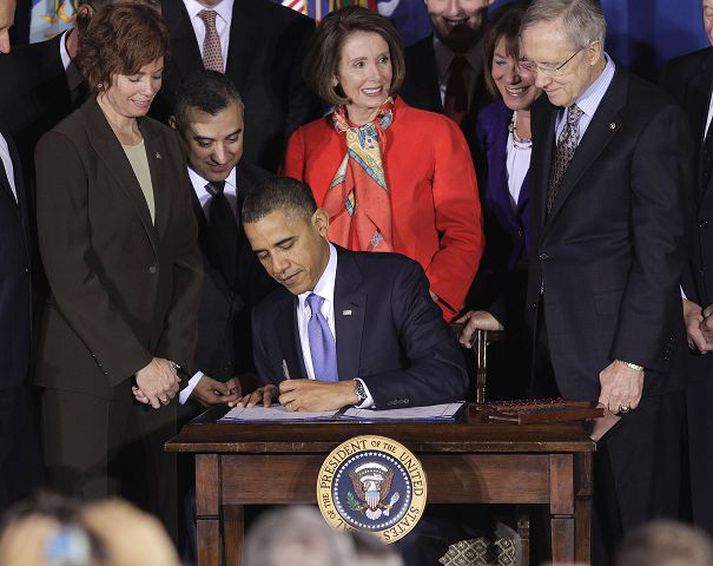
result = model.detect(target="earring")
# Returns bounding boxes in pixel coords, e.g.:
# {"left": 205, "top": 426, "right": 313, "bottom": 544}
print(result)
{"left": 97, "top": 82, "right": 104, "bottom": 90}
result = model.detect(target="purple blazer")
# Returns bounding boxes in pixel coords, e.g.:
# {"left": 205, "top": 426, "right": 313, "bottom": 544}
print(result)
{"left": 476, "top": 99, "right": 531, "bottom": 272}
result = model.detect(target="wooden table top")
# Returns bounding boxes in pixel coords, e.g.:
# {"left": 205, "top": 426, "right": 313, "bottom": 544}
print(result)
{"left": 166, "top": 405, "right": 596, "bottom": 454}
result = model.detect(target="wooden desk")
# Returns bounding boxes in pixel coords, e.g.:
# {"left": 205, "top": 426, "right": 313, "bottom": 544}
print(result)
{"left": 166, "top": 407, "right": 595, "bottom": 565}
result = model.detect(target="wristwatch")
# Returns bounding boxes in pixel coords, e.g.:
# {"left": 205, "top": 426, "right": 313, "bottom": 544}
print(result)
{"left": 353, "top": 379, "right": 367, "bottom": 405}
{"left": 618, "top": 360, "right": 644, "bottom": 372}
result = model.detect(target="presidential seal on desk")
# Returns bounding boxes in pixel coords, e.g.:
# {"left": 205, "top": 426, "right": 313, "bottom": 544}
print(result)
{"left": 316, "top": 435, "right": 427, "bottom": 543}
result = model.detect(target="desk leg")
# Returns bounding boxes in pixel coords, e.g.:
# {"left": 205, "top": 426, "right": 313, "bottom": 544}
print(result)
{"left": 224, "top": 505, "right": 244, "bottom": 566}
{"left": 196, "top": 454, "right": 221, "bottom": 566}
{"left": 549, "top": 455, "right": 575, "bottom": 564}
{"left": 574, "top": 498, "right": 591, "bottom": 564}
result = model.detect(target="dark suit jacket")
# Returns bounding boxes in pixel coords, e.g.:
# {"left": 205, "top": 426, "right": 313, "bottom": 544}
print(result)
{"left": 661, "top": 48, "right": 713, "bottom": 384}
{"left": 527, "top": 66, "right": 692, "bottom": 401}
{"left": 192, "top": 162, "right": 276, "bottom": 382}
{"left": 34, "top": 98, "right": 203, "bottom": 399}
{"left": 155, "top": 0, "right": 322, "bottom": 172}
{"left": 251, "top": 247, "right": 468, "bottom": 409}
{"left": 399, "top": 34, "right": 491, "bottom": 165}
{"left": 0, "top": 34, "right": 75, "bottom": 185}
{"left": 661, "top": 49, "right": 713, "bottom": 309}
{"left": 0, "top": 127, "right": 32, "bottom": 390}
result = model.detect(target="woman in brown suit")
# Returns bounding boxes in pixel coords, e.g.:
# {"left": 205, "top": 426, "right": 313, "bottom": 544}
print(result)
{"left": 34, "top": 4, "right": 202, "bottom": 537}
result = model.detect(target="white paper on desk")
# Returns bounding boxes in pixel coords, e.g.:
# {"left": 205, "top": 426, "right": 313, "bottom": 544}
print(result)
{"left": 342, "top": 401, "right": 465, "bottom": 421}
{"left": 219, "top": 405, "right": 339, "bottom": 422}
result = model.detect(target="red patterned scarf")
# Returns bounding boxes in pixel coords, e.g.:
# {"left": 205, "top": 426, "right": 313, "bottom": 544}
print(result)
{"left": 324, "top": 98, "right": 394, "bottom": 252}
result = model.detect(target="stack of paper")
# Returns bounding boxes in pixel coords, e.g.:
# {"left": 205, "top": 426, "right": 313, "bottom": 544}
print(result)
{"left": 341, "top": 402, "right": 465, "bottom": 421}
{"left": 219, "top": 405, "right": 339, "bottom": 423}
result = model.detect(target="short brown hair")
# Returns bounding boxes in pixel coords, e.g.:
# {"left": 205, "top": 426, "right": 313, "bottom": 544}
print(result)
{"left": 303, "top": 6, "right": 405, "bottom": 106}
{"left": 482, "top": 1, "right": 531, "bottom": 98}
{"left": 77, "top": 2, "right": 169, "bottom": 93}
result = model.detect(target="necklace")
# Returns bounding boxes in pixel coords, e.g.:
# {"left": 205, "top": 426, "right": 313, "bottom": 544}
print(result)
{"left": 509, "top": 110, "right": 532, "bottom": 147}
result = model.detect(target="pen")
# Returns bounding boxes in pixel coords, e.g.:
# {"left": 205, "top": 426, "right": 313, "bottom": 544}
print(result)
{"left": 281, "top": 359, "right": 291, "bottom": 380}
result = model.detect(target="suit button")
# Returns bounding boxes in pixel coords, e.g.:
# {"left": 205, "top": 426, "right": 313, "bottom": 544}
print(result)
{"left": 700, "top": 219, "right": 709, "bottom": 229}
{"left": 517, "top": 230, "right": 523, "bottom": 238}
{"left": 700, "top": 269, "right": 706, "bottom": 277}
{"left": 24, "top": 267, "right": 29, "bottom": 273}
{"left": 148, "top": 265, "right": 157, "bottom": 274}
{"left": 539, "top": 252, "right": 549, "bottom": 260}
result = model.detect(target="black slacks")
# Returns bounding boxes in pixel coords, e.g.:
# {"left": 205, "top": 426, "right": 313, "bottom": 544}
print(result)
{"left": 685, "top": 376, "right": 713, "bottom": 536}
{"left": 0, "top": 384, "right": 42, "bottom": 511}
{"left": 41, "top": 382, "right": 178, "bottom": 539}
{"left": 533, "top": 310, "right": 684, "bottom": 566}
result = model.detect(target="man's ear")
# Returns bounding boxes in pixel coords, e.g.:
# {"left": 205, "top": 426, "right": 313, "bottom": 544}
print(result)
{"left": 168, "top": 115, "right": 177, "bottom": 129}
{"left": 312, "top": 208, "right": 330, "bottom": 238}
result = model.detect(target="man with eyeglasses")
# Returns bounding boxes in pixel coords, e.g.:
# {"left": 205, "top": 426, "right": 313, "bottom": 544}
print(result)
{"left": 660, "top": 0, "right": 713, "bottom": 539}
{"left": 520, "top": 1, "right": 693, "bottom": 564}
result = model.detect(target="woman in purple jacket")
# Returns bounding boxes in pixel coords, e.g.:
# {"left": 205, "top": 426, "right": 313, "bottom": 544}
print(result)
{"left": 458, "top": 1, "right": 542, "bottom": 399}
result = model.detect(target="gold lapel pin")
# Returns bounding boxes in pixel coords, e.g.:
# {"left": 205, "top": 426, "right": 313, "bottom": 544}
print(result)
{"left": 609, "top": 122, "right": 617, "bottom": 130}
{"left": 342, "top": 309, "right": 352, "bottom": 316}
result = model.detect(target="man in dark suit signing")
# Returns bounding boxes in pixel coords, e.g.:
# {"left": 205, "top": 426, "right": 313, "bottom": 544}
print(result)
{"left": 170, "top": 69, "right": 275, "bottom": 415}
{"left": 660, "top": 0, "right": 713, "bottom": 537}
{"left": 238, "top": 176, "right": 467, "bottom": 412}
{"left": 519, "top": 1, "right": 692, "bottom": 564}
{"left": 155, "top": 0, "right": 322, "bottom": 172}
{"left": 236, "top": 176, "right": 469, "bottom": 565}
{"left": 0, "top": 125, "right": 41, "bottom": 508}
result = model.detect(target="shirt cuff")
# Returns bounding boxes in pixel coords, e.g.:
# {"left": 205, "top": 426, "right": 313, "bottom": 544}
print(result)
{"left": 354, "top": 378, "right": 375, "bottom": 409}
{"left": 681, "top": 285, "right": 688, "bottom": 300}
{"left": 179, "top": 371, "right": 204, "bottom": 405}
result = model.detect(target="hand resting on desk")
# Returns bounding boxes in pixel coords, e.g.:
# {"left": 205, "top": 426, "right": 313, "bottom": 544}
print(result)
{"left": 231, "top": 379, "right": 358, "bottom": 412}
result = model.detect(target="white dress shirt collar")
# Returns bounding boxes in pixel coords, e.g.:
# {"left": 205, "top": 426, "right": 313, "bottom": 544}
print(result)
{"left": 296, "top": 243, "right": 338, "bottom": 381}
{"left": 183, "top": 0, "right": 234, "bottom": 22}
{"left": 187, "top": 166, "right": 238, "bottom": 218}
{"left": 0, "top": 133, "right": 17, "bottom": 202}
{"left": 59, "top": 29, "right": 72, "bottom": 70}
{"left": 182, "top": 0, "right": 233, "bottom": 65}
{"left": 555, "top": 53, "right": 616, "bottom": 141}
{"left": 573, "top": 53, "right": 615, "bottom": 120}
{"left": 298, "top": 242, "right": 338, "bottom": 317}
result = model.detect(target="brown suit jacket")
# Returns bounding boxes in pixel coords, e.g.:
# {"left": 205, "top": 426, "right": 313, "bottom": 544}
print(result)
{"left": 34, "top": 98, "right": 203, "bottom": 399}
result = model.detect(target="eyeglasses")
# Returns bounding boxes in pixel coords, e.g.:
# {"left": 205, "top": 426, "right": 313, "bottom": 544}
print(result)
{"left": 518, "top": 47, "right": 585, "bottom": 77}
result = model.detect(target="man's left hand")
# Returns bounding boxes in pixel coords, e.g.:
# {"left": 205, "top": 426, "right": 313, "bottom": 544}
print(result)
{"left": 278, "top": 379, "right": 357, "bottom": 412}
{"left": 191, "top": 376, "right": 241, "bottom": 407}
{"left": 597, "top": 360, "right": 644, "bottom": 414}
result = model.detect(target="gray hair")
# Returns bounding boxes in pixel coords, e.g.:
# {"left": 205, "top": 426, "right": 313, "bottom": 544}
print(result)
{"left": 521, "top": 0, "right": 606, "bottom": 49}
{"left": 244, "top": 507, "right": 354, "bottom": 566}
{"left": 615, "top": 520, "right": 713, "bottom": 566}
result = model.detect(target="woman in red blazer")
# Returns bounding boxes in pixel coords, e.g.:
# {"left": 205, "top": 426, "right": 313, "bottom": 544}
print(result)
{"left": 282, "top": 7, "right": 483, "bottom": 319}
